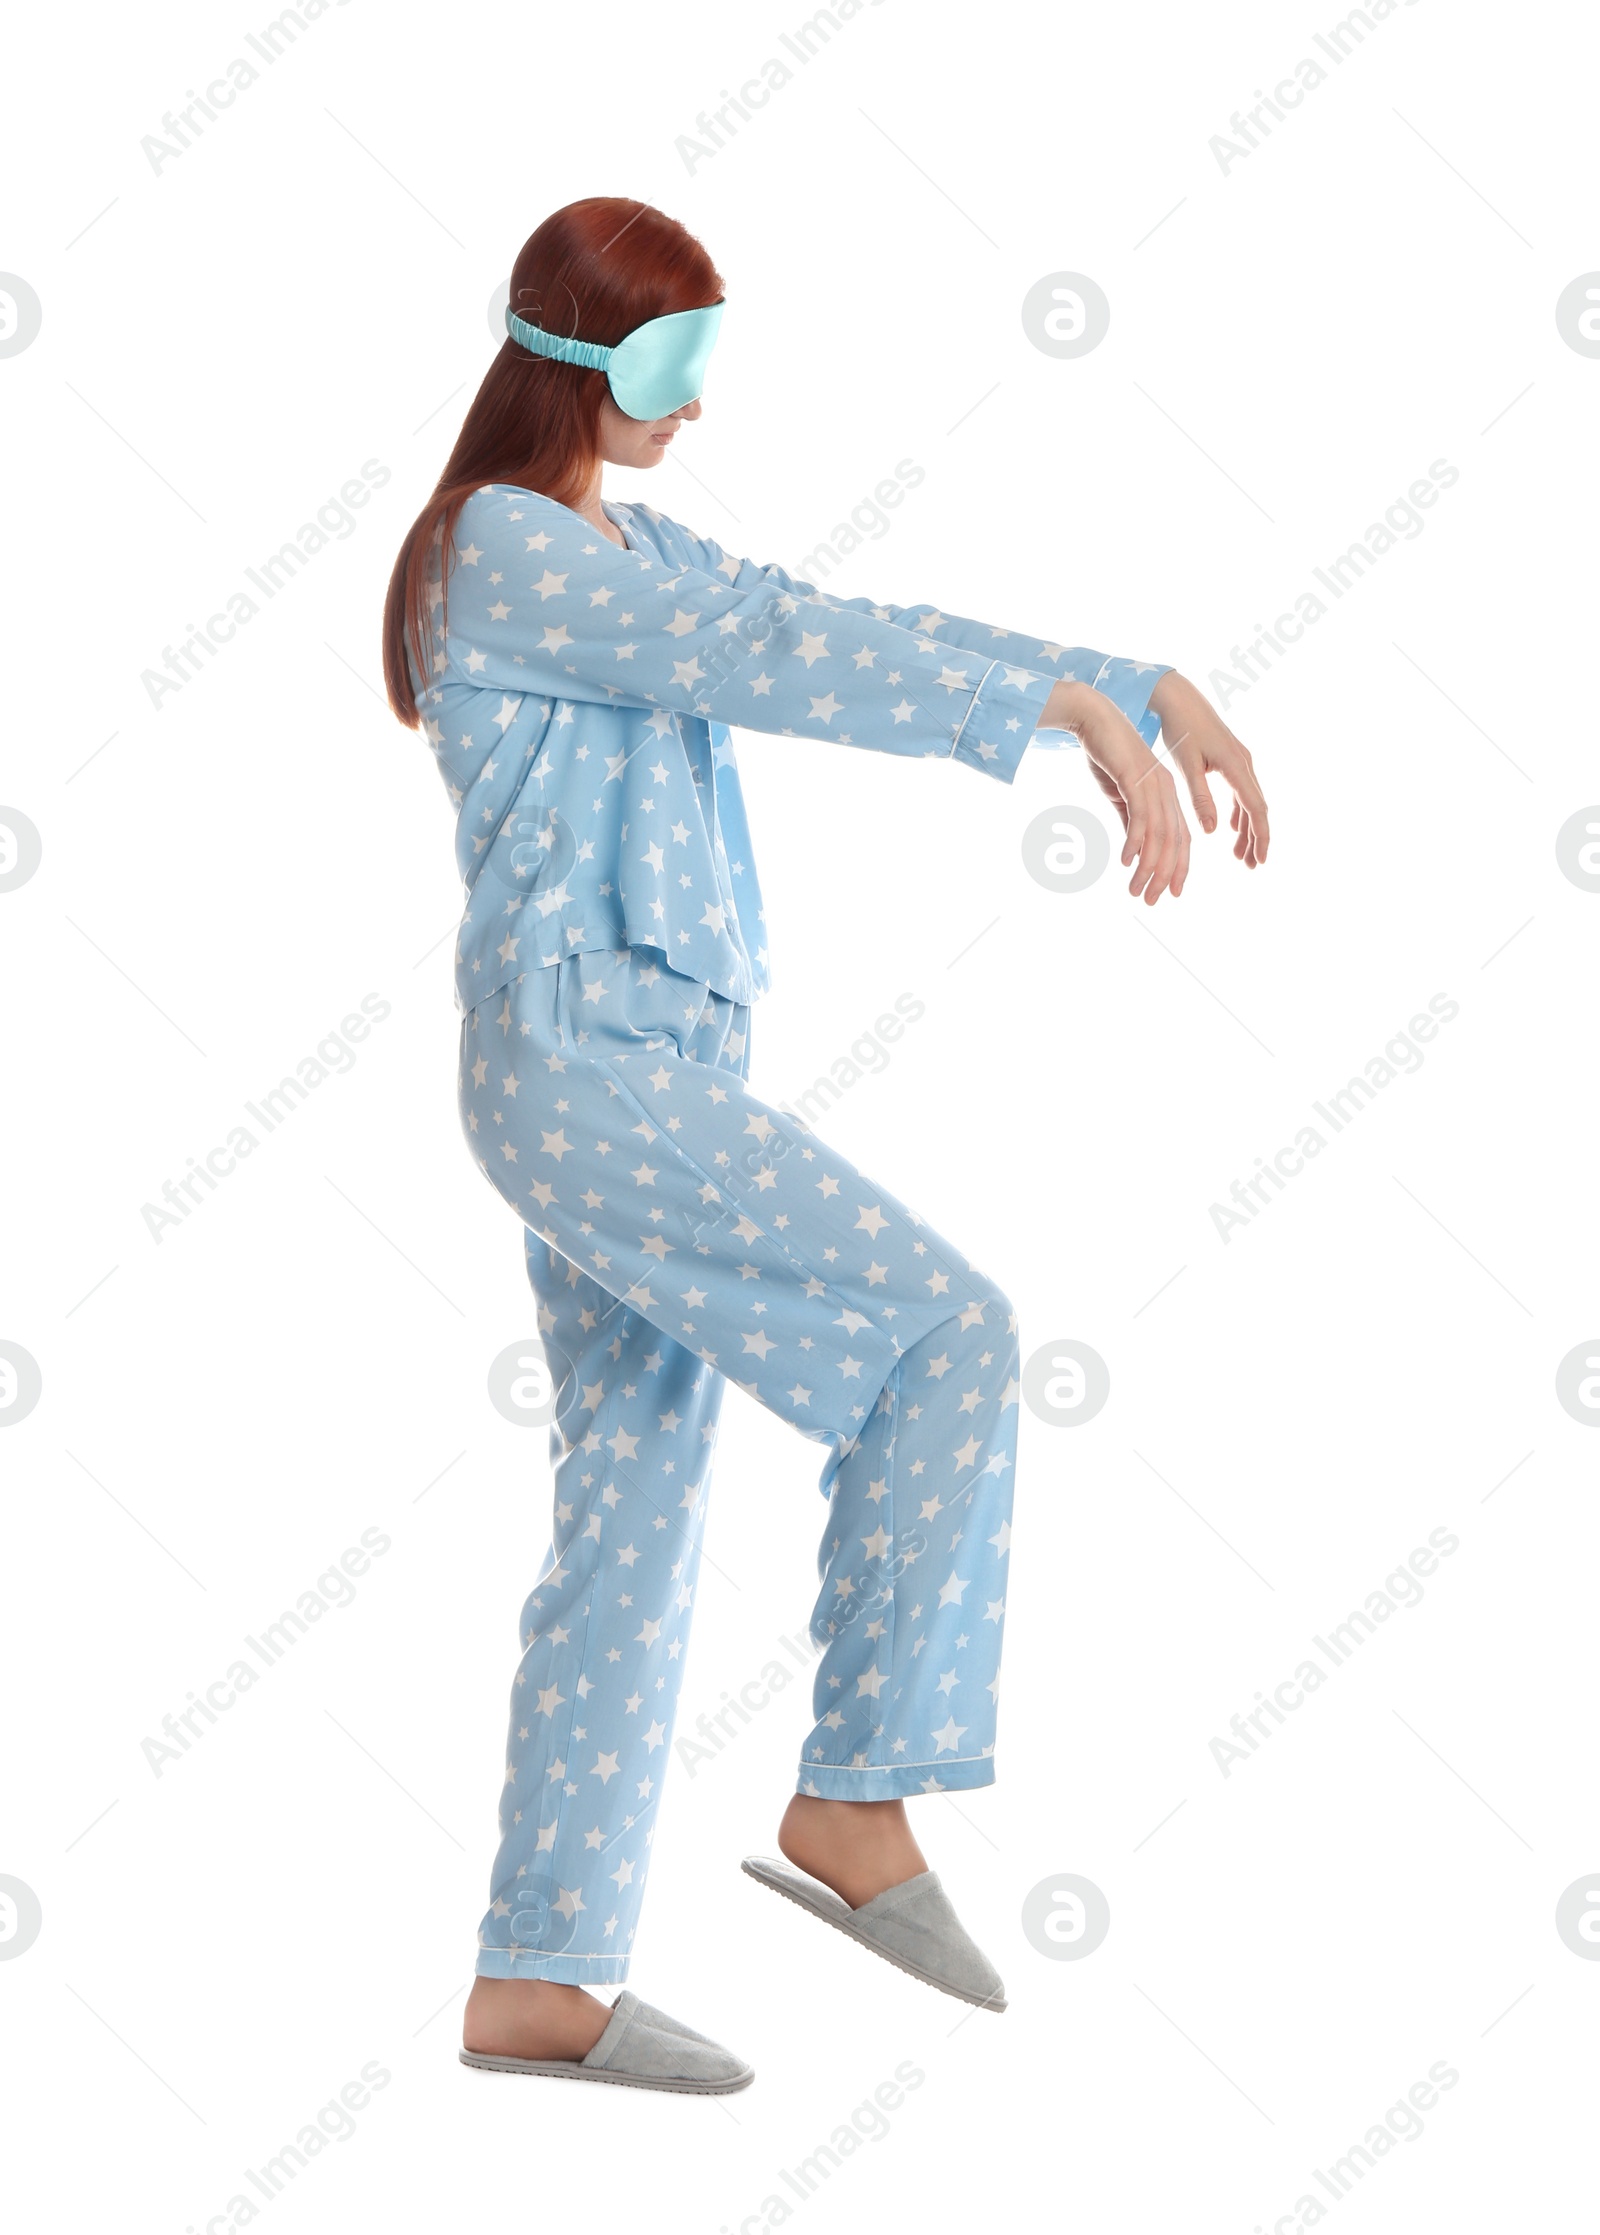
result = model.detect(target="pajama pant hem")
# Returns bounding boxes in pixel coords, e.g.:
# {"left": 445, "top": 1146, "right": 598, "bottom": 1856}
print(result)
{"left": 797, "top": 1754, "right": 997, "bottom": 1800}
{"left": 473, "top": 1952, "right": 630, "bottom": 1985}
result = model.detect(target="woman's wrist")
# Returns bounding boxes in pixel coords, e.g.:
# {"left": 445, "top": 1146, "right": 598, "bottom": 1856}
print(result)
{"left": 1039, "top": 678, "right": 1100, "bottom": 736}
{"left": 1147, "top": 669, "right": 1192, "bottom": 723}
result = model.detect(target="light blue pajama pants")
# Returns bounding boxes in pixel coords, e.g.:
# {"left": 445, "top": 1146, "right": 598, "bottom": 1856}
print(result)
{"left": 460, "top": 948, "right": 1018, "bottom": 1983}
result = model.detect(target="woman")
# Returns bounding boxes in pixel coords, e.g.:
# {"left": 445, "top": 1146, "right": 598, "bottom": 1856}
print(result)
{"left": 382, "top": 198, "right": 1268, "bottom": 2095}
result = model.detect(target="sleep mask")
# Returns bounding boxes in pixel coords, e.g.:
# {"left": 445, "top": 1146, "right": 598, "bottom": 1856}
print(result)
{"left": 504, "top": 299, "right": 724, "bottom": 421}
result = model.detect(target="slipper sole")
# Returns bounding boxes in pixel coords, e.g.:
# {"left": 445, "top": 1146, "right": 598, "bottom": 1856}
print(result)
{"left": 459, "top": 2046, "right": 754, "bottom": 2094}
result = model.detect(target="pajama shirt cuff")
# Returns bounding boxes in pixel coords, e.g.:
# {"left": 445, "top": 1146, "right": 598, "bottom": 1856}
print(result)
{"left": 949, "top": 659, "right": 1058, "bottom": 784}
{"left": 796, "top": 1753, "right": 997, "bottom": 1801}
{"left": 1088, "top": 654, "right": 1171, "bottom": 746}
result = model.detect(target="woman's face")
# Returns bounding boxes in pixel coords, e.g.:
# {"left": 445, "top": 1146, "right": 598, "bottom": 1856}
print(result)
{"left": 597, "top": 393, "right": 703, "bottom": 470}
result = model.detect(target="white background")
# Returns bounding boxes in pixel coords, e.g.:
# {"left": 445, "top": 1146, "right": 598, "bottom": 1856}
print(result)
{"left": 3, "top": 1, "right": 1598, "bottom": 2228}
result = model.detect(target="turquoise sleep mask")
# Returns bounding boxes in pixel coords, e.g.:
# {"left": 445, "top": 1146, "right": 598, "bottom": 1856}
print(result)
{"left": 504, "top": 299, "right": 724, "bottom": 421}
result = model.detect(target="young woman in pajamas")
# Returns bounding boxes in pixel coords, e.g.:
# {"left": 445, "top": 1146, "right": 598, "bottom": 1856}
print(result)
{"left": 382, "top": 198, "right": 1268, "bottom": 2088}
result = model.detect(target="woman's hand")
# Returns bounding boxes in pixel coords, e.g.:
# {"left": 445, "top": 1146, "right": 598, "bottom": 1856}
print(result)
{"left": 1040, "top": 679, "right": 1191, "bottom": 903}
{"left": 1148, "top": 671, "right": 1270, "bottom": 869}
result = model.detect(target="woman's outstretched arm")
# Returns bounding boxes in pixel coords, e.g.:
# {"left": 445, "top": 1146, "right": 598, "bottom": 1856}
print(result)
{"left": 430, "top": 487, "right": 1218, "bottom": 904}
{"left": 437, "top": 486, "right": 1063, "bottom": 780}
{"left": 640, "top": 505, "right": 1169, "bottom": 738}
{"left": 645, "top": 505, "right": 1269, "bottom": 886}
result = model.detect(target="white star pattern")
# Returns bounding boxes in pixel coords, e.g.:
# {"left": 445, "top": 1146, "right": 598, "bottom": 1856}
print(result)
{"left": 460, "top": 945, "right": 1021, "bottom": 1985}
{"left": 427, "top": 493, "right": 1167, "bottom": 1989}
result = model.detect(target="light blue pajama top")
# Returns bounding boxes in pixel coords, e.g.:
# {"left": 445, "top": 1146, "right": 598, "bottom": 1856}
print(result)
{"left": 411, "top": 485, "right": 1168, "bottom": 1012}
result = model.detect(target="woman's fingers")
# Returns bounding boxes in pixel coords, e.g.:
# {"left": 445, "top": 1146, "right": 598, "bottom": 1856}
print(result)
{"left": 1238, "top": 783, "right": 1270, "bottom": 862}
{"left": 1185, "top": 727, "right": 1271, "bottom": 871}
{"left": 1169, "top": 796, "right": 1195, "bottom": 897}
{"left": 1083, "top": 713, "right": 1196, "bottom": 901}
{"left": 1221, "top": 754, "right": 1269, "bottom": 856}
{"left": 1215, "top": 738, "right": 1270, "bottom": 864}
{"left": 1177, "top": 742, "right": 1220, "bottom": 833}
{"left": 1153, "top": 784, "right": 1190, "bottom": 902}
{"left": 1121, "top": 767, "right": 1150, "bottom": 871}
{"left": 1233, "top": 795, "right": 1260, "bottom": 862}
{"left": 1152, "top": 682, "right": 1271, "bottom": 880}
{"left": 1128, "top": 769, "right": 1187, "bottom": 902}
{"left": 1124, "top": 767, "right": 1158, "bottom": 889}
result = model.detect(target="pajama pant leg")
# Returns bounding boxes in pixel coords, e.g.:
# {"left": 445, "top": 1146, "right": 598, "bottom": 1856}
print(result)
{"left": 461, "top": 950, "right": 1018, "bottom": 1984}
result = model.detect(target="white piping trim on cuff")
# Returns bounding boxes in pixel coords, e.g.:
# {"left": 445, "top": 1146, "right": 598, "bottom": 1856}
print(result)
{"left": 948, "top": 658, "right": 1000, "bottom": 758}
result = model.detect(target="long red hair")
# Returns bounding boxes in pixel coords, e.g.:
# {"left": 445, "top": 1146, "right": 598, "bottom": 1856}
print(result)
{"left": 381, "top": 198, "right": 724, "bottom": 727}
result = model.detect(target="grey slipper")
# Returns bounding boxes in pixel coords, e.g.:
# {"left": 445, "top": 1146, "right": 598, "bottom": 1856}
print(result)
{"left": 459, "top": 1988, "right": 753, "bottom": 2094}
{"left": 741, "top": 1854, "right": 1007, "bottom": 2012}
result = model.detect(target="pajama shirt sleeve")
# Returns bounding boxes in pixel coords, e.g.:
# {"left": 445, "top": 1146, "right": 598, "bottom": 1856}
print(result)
{"left": 444, "top": 491, "right": 1057, "bottom": 784}
{"left": 649, "top": 510, "right": 1172, "bottom": 753}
